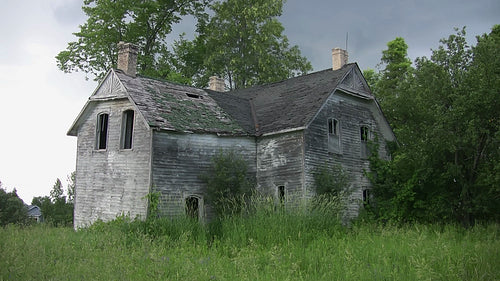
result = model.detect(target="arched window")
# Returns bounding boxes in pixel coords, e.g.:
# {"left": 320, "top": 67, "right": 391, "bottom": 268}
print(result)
{"left": 96, "top": 113, "right": 109, "bottom": 150}
{"left": 185, "top": 196, "right": 200, "bottom": 220}
{"left": 120, "top": 110, "right": 134, "bottom": 149}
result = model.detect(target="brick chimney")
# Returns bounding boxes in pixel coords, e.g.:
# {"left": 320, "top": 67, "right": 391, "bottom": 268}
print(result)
{"left": 117, "top": 42, "right": 139, "bottom": 77}
{"left": 332, "top": 48, "right": 348, "bottom": 70}
{"left": 209, "top": 76, "right": 225, "bottom": 92}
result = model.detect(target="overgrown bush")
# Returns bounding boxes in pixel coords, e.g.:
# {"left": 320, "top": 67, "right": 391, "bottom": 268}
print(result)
{"left": 313, "top": 163, "right": 349, "bottom": 196}
{"left": 200, "top": 150, "right": 254, "bottom": 217}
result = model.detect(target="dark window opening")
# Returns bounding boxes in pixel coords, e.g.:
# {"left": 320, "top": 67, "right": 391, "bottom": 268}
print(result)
{"left": 96, "top": 113, "right": 109, "bottom": 150}
{"left": 185, "top": 196, "right": 199, "bottom": 220}
{"left": 328, "top": 118, "right": 339, "bottom": 135}
{"left": 186, "top": 93, "right": 202, "bottom": 99}
{"left": 278, "top": 186, "right": 285, "bottom": 204}
{"left": 363, "top": 189, "right": 370, "bottom": 206}
{"left": 121, "top": 110, "right": 134, "bottom": 149}
{"left": 360, "top": 126, "right": 370, "bottom": 142}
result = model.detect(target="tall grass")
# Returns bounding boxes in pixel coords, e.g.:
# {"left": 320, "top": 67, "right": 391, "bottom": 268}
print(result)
{"left": 1, "top": 197, "right": 498, "bottom": 280}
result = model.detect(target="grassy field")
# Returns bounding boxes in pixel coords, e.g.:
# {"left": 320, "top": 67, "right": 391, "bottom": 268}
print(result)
{"left": 1, "top": 211, "right": 499, "bottom": 280}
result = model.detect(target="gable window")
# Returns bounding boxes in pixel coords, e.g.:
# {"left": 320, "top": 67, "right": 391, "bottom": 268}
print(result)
{"left": 120, "top": 110, "right": 134, "bottom": 149}
{"left": 328, "top": 118, "right": 341, "bottom": 153}
{"left": 328, "top": 118, "right": 339, "bottom": 136}
{"left": 96, "top": 113, "right": 109, "bottom": 150}
{"left": 360, "top": 126, "right": 370, "bottom": 142}
{"left": 360, "top": 126, "right": 372, "bottom": 158}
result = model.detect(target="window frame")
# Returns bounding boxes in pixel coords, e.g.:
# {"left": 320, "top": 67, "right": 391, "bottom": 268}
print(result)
{"left": 277, "top": 185, "right": 285, "bottom": 205}
{"left": 328, "top": 118, "right": 339, "bottom": 136}
{"left": 95, "top": 112, "right": 109, "bottom": 150}
{"left": 120, "top": 110, "right": 135, "bottom": 150}
{"left": 362, "top": 188, "right": 371, "bottom": 207}
{"left": 360, "top": 125, "right": 371, "bottom": 142}
{"left": 328, "top": 118, "right": 342, "bottom": 154}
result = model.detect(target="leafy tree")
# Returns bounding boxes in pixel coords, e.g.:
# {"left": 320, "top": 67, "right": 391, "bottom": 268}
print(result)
{"left": 368, "top": 26, "right": 500, "bottom": 226}
{"left": 373, "top": 37, "right": 413, "bottom": 129}
{"left": 0, "top": 182, "right": 28, "bottom": 226}
{"left": 33, "top": 178, "right": 74, "bottom": 226}
{"left": 50, "top": 179, "right": 64, "bottom": 202}
{"left": 67, "top": 172, "right": 75, "bottom": 204}
{"left": 56, "top": 0, "right": 210, "bottom": 80}
{"left": 171, "top": 0, "right": 312, "bottom": 89}
{"left": 200, "top": 151, "right": 254, "bottom": 216}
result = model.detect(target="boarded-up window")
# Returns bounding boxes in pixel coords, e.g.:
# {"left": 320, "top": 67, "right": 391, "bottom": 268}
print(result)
{"left": 96, "top": 113, "right": 109, "bottom": 150}
{"left": 120, "top": 110, "right": 134, "bottom": 149}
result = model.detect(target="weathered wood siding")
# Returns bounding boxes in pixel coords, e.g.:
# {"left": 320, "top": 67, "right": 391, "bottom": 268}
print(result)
{"left": 74, "top": 99, "right": 151, "bottom": 228}
{"left": 151, "top": 132, "right": 256, "bottom": 220}
{"left": 256, "top": 131, "right": 305, "bottom": 207}
{"left": 304, "top": 91, "right": 390, "bottom": 218}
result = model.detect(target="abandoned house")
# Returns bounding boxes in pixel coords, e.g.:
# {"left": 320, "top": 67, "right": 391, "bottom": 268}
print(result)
{"left": 68, "top": 42, "right": 395, "bottom": 228}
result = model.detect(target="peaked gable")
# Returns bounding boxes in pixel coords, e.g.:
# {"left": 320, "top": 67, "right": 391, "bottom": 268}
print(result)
{"left": 337, "top": 66, "right": 372, "bottom": 99}
{"left": 91, "top": 69, "right": 127, "bottom": 100}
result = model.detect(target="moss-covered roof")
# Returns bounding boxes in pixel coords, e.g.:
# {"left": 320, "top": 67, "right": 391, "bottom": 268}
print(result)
{"left": 113, "top": 63, "right": 367, "bottom": 136}
{"left": 115, "top": 71, "right": 246, "bottom": 135}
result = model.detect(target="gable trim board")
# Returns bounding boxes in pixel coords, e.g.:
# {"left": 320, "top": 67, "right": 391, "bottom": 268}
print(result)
{"left": 69, "top": 63, "right": 395, "bottom": 227}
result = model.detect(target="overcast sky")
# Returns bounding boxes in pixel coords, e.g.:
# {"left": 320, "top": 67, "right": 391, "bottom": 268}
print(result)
{"left": 0, "top": 0, "right": 498, "bottom": 203}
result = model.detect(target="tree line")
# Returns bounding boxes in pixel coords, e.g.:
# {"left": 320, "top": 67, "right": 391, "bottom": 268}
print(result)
{"left": 365, "top": 26, "right": 499, "bottom": 226}
{"left": 0, "top": 175, "right": 74, "bottom": 226}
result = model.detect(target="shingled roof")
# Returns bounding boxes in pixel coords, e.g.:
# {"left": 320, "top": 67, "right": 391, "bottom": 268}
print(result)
{"left": 122, "top": 63, "right": 362, "bottom": 136}
{"left": 208, "top": 63, "right": 357, "bottom": 136}
{"left": 69, "top": 63, "right": 369, "bottom": 137}
{"left": 115, "top": 71, "right": 247, "bottom": 135}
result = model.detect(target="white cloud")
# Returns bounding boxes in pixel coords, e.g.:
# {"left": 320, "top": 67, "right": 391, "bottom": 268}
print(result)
{"left": 0, "top": 0, "right": 95, "bottom": 202}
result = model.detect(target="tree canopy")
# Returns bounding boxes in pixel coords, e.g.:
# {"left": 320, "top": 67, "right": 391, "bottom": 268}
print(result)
{"left": 57, "top": 0, "right": 312, "bottom": 88}
{"left": 56, "top": 0, "right": 210, "bottom": 80}
{"left": 0, "top": 182, "right": 28, "bottom": 226}
{"left": 367, "top": 26, "right": 500, "bottom": 226}
{"left": 171, "top": 0, "right": 312, "bottom": 89}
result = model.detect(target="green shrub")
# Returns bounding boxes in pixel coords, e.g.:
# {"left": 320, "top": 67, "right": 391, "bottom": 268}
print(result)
{"left": 200, "top": 150, "right": 254, "bottom": 217}
{"left": 313, "top": 163, "right": 349, "bottom": 196}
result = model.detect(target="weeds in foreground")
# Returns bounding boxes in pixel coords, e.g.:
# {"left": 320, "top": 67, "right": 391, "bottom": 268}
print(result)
{"left": 1, "top": 200, "right": 498, "bottom": 280}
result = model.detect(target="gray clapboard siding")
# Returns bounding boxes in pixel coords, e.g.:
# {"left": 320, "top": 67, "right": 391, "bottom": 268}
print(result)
{"left": 74, "top": 99, "right": 151, "bottom": 228}
{"left": 151, "top": 132, "right": 256, "bottom": 220}
{"left": 256, "top": 131, "right": 305, "bottom": 207}
{"left": 304, "top": 90, "right": 389, "bottom": 218}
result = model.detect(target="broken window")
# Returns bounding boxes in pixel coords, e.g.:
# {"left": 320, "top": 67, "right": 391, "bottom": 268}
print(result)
{"left": 185, "top": 196, "right": 199, "bottom": 220}
{"left": 96, "top": 113, "right": 109, "bottom": 150}
{"left": 278, "top": 186, "right": 285, "bottom": 204}
{"left": 328, "top": 118, "right": 341, "bottom": 153}
{"left": 328, "top": 118, "right": 339, "bottom": 135}
{"left": 120, "top": 110, "right": 134, "bottom": 149}
{"left": 360, "top": 126, "right": 370, "bottom": 142}
{"left": 360, "top": 126, "right": 372, "bottom": 158}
